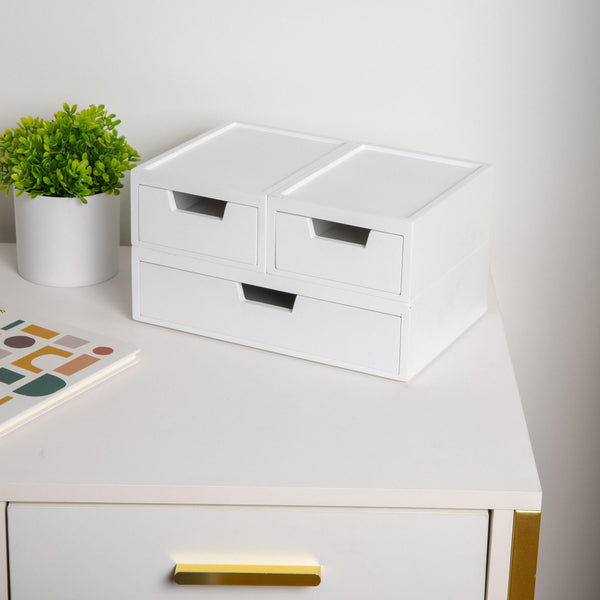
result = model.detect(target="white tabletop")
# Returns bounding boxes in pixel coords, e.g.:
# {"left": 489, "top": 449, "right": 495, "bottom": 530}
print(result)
{"left": 0, "top": 245, "right": 540, "bottom": 510}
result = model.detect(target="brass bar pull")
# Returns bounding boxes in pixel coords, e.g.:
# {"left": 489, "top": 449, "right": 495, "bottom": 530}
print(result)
{"left": 173, "top": 564, "right": 321, "bottom": 586}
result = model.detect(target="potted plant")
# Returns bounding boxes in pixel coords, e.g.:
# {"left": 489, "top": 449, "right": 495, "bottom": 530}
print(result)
{"left": 0, "top": 103, "right": 139, "bottom": 286}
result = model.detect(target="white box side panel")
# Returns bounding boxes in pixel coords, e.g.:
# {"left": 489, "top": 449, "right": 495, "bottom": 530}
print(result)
{"left": 410, "top": 166, "right": 492, "bottom": 297}
{"left": 137, "top": 260, "right": 402, "bottom": 377}
{"left": 404, "top": 243, "right": 490, "bottom": 380}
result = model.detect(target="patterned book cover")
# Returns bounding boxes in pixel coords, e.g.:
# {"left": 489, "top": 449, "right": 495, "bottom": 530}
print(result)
{"left": 0, "top": 306, "right": 139, "bottom": 437}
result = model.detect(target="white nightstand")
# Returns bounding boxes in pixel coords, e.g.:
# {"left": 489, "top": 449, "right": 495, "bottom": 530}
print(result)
{"left": 0, "top": 244, "right": 541, "bottom": 600}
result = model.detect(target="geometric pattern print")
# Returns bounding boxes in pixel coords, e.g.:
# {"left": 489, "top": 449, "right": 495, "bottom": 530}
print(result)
{"left": 0, "top": 310, "right": 114, "bottom": 407}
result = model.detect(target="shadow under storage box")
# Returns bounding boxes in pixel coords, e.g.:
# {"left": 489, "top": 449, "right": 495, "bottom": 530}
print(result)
{"left": 131, "top": 122, "right": 492, "bottom": 381}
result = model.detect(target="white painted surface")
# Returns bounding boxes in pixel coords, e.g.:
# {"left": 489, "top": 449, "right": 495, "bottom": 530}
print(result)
{"left": 137, "top": 185, "right": 258, "bottom": 265}
{"left": 137, "top": 259, "right": 402, "bottom": 376}
{"left": 0, "top": 246, "right": 540, "bottom": 510}
{"left": 404, "top": 244, "right": 489, "bottom": 380}
{"left": 14, "top": 192, "right": 120, "bottom": 287}
{"left": 485, "top": 510, "right": 514, "bottom": 600}
{"left": 274, "top": 211, "right": 404, "bottom": 294}
{"left": 8, "top": 503, "right": 489, "bottom": 600}
{"left": 409, "top": 166, "right": 493, "bottom": 298}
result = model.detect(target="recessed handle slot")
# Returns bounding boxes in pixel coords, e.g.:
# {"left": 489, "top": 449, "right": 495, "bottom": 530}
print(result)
{"left": 173, "top": 191, "right": 227, "bottom": 219}
{"left": 311, "top": 218, "right": 370, "bottom": 246}
{"left": 174, "top": 564, "right": 321, "bottom": 587}
{"left": 241, "top": 283, "right": 297, "bottom": 311}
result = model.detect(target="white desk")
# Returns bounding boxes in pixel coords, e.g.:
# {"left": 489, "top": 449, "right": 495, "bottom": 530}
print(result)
{"left": 0, "top": 244, "right": 541, "bottom": 599}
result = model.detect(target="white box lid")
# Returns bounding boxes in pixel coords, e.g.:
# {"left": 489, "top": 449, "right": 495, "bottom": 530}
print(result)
{"left": 276, "top": 144, "right": 483, "bottom": 228}
{"left": 136, "top": 122, "right": 344, "bottom": 206}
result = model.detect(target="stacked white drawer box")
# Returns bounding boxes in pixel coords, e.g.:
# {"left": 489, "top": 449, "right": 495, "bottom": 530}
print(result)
{"left": 131, "top": 122, "right": 492, "bottom": 381}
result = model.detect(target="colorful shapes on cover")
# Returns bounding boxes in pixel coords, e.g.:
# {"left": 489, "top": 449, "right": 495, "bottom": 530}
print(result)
{"left": 12, "top": 345, "right": 73, "bottom": 374}
{"left": 0, "top": 349, "right": 11, "bottom": 359}
{"left": 4, "top": 335, "right": 35, "bottom": 349}
{"left": 92, "top": 346, "right": 114, "bottom": 356}
{"left": 56, "top": 334, "right": 89, "bottom": 349}
{"left": 22, "top": 324, "right": 59, "bottom": 339}
{"left": 13, "top": 373, "right": 66, "bottom": 397}
{"left": 0, "top": 368, "right": 25, "bottom": 384}
{"left": 0, "top": 396, "right": 12, "bottom": 406}
{"left": 1, "top": 319, "right": 25, "bottom": 330}
{"left": 54, "top": 354, "right": 99, "bottom": 376}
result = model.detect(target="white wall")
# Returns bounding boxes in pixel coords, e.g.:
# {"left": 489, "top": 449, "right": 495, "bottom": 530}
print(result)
{"left": 2, "top": 1, "right": 599, "bottom": 597}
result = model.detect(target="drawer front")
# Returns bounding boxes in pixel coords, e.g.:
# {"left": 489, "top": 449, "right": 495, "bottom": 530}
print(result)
{"left": 138, "top": 260, "right": 401, "bottom": 376}
{"left": 138, "top": 185, "right": 258, "bottom": 265}
{"left": 274, "top": 211, "right": 404, "bottom": 294}
{"left": 8, "top": 504, "right": 489, "bottom": 600}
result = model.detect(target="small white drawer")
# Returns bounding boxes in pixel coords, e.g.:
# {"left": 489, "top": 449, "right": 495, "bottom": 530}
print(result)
{"left": 136, "top": 259, "right": 402, "bottom": 376}
{"left": 8, "top": 503, "right": 489, "bottom": 600}
{"left": 275, "top": 211, "right": 404, "bottom": 293}
{"left": 138, "top": 185, "right": 258, "bottom": 265}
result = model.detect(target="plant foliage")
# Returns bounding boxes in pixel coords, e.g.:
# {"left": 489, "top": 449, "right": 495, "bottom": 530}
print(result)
{"left": 0, "top": 103, "right": 140, "bottom": 204}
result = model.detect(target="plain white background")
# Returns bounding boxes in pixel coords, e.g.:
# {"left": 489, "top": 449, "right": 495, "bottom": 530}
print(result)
{"left": 1, "top": 1, "right": 599, "bottom": 597}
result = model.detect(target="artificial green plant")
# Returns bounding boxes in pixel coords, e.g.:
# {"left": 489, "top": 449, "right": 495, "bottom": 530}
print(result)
{"left": 0, "top": 103, "right": 139, "bottom": 204}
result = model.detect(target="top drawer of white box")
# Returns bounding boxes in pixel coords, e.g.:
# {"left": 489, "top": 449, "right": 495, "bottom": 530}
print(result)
{"left": 269, "top": 144, "right": 490, "bottom": 299}
{"left": 132, "top": 123, "right": 345, "bottom": 266}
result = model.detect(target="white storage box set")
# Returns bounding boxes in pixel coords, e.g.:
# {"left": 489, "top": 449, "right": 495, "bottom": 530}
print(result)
{"left": 131, "top": 122, "right": 492, "bottom": 381}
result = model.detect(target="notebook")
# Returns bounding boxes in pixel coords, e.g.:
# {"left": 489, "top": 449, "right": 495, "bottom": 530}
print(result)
{"left": 0, "top": 306, "right": 139, "bottom": 437}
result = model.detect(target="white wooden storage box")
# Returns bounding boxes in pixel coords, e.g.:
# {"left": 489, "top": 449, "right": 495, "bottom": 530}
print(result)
{"left": 131, "top": 123, "right": 492, "bottom": 381}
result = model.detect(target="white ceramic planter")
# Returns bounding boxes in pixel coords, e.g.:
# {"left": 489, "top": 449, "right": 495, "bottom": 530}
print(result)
{"left": 14, "top": 192, "right": 120, "bottom": 287}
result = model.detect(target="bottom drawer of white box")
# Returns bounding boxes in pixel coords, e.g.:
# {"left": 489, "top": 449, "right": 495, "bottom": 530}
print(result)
{"left": 8, "top": 504, "right": 489, "bottom": 600}
{"left": 136, "top": 260, "right": 402, "bottom": 376}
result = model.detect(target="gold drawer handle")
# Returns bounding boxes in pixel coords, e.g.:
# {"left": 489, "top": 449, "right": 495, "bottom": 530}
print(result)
{"left": 173, "top": 564, "right": 321, "bottom": 586}
{"left": 508, "top": 510, "right": 542, "bottom": 600}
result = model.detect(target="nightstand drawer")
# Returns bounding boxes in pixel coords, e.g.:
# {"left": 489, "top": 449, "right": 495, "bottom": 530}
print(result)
{"left": 8, "top": 504, "right": 489, "bottom": 600}
{"left": 138, "top": 185, "right": 258, "bottom": 265}
{"left": 275, "top": 211, "right": 404, "bottom": 293}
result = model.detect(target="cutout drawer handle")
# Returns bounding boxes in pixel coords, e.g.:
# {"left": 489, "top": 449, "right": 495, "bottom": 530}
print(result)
{"left": 173, "top": 564, "right": 321, "bottom": 587}
{"left": 241, "top": 283, "right": 297, "bottom": 311}
{"left": 311, "top": 218, "right": 370, "bottom": 246}
{"left": 172, "top": 191, "right": 227, "bottom": 219}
